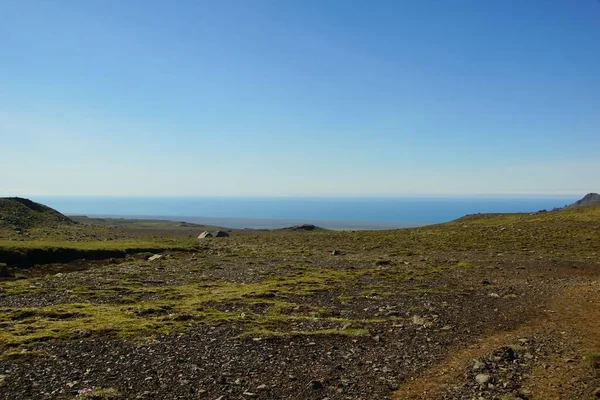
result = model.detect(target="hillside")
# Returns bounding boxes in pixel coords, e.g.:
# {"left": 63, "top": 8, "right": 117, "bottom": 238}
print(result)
{"left": 0, "top": 197, "right": 75, "bottom": 230}
{"left": 565, "top": 192, "right": 600, "bottom": 209}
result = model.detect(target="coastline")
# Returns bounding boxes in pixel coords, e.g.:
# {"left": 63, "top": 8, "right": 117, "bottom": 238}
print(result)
{"left": 69, "top": 214, "right": 425, "bottom": 230}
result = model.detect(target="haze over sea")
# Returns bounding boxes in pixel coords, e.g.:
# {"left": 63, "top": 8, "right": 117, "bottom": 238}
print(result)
{"left": 36, "top": 196, "right": 579, "bottom": 230}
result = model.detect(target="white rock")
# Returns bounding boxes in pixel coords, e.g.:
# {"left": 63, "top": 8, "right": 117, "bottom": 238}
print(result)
{"left": 475, "top": 373, "right": 491, "bottom": 385}
{"left": 473, "top": 360, "right": 486, "bottom": 371}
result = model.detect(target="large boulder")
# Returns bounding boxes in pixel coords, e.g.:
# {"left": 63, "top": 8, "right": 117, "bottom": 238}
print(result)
{"left": 0, "top": 263, "right": 13, "bottom": 278}
{"left": 214, "top": 230, "right": 230, "bottom": 237}
{"left": 198, "top": 231, "right": 213, "bottom": 239}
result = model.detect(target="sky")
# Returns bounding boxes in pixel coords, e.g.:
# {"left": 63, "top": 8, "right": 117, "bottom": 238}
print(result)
{"left": 1, "top": 0, "right": 599, "bottom": 197}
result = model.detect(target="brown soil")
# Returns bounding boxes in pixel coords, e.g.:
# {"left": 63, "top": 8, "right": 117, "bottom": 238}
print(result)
{"left": 393, "top": 276, "right": 600, "bottom": 400}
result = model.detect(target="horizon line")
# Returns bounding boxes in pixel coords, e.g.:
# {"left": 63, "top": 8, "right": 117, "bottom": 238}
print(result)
{"left": 1, "top": 192, "right": 589, "bottom": 198}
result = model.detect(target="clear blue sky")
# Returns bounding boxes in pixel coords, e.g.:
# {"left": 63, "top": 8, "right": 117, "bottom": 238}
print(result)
{"left": 1, "top": 0, "right": 599, "bottom": 196}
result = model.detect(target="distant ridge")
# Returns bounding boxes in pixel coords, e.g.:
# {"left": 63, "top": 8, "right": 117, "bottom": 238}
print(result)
{"left": 564, "top": 193, "right": 600, "bottom": 209}
{"left": 278, "top": 224, "right": 326, "bottom": 232}
{"left": 0, "top": 197, "right": 75, "bottom": 230}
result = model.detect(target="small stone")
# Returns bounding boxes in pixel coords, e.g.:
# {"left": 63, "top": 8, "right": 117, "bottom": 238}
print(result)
{"left": 493, "top": 346, "right": 516, "bottom": 362}
{"left": 475, "top": 374, "right": 491, "bottom": 385}
{"left": 148, "top": 254, "right": 162, "bottom": 261}
{"left": 473, "top": 361, "right": 486, "bottom": 371}
{"left": 74, "top": 329, "right": 91, "bottom": 337}
{"left": 310, "top": 380, "right": 324, "bottom": 390}
{"left": 256, "top": 384, "right": 267, "bottom": 390}
{"left": 332, "top": 249, "right": 342, "bottom": 256}
{"left": 0, "top": 263, "right": 12, "bottom": 278}
{"left": 373, "top": 335, "right": 380, "bottom": 342}
{"left": 243, "top": 392, "right": 257, "bottom": 397}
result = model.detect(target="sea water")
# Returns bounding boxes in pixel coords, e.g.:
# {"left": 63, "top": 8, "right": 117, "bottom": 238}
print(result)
{"left": 33, "top": 196, "right": 579, "bottom": 229}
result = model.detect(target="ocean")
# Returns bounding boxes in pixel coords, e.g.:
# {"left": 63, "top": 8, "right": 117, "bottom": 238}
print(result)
{"left": 33, "top": 196, "right": 579, "bottom": 230}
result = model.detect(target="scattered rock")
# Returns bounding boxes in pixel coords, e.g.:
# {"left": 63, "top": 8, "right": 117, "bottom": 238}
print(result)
{"left": 310, "top": 380, "right": 324, "bottom": 390}
{"left": 198, "top": 231, "right": 213, "bottom": 239}
{"left": 214, "top": 231, "right": 230, "bottom": 238}
{"left": 148, "top": 254, "right": 162, "bottom": 262}
{"left": 74, "top": 329, "right": 91, "bottom": 337}
{"left": 492, "top": 346, "right": 516, "bottom": 362}
{"left": 473, "top": 360, "right": 486, "bottom": 371}
{"left": 475, "top": 373, "right": 491, "bottom": 385}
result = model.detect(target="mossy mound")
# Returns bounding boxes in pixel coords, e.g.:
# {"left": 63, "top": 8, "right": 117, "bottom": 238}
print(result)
{"left": 0, "top": 197, "right": 75, "bottom": 230}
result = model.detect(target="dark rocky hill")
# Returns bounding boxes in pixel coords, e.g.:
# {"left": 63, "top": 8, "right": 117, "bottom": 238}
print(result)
{"left": 564, "top": 193, "right": 600, "bottom": 209}
{"left": 278, "top": 224, "right": 326, "bottom": 232}
{"left": 0, "top": 197, "right": 75, "bottom": 230}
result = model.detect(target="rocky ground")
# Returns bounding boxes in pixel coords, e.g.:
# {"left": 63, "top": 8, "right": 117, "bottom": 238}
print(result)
{"left": 0, "top": 207, "right": 599, "bottom": 399}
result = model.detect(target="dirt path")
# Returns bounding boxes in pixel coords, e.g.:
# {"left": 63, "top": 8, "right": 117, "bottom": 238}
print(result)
{"left": 521, "top": 280, "right": 600, "bottom": 400}
{"left": 393, "top": 278, "right": 600, "bottom": 400}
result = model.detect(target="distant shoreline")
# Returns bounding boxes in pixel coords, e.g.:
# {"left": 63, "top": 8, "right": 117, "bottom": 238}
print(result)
{"left": 69, "top": 214, "right": 425, "bottom": 230}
